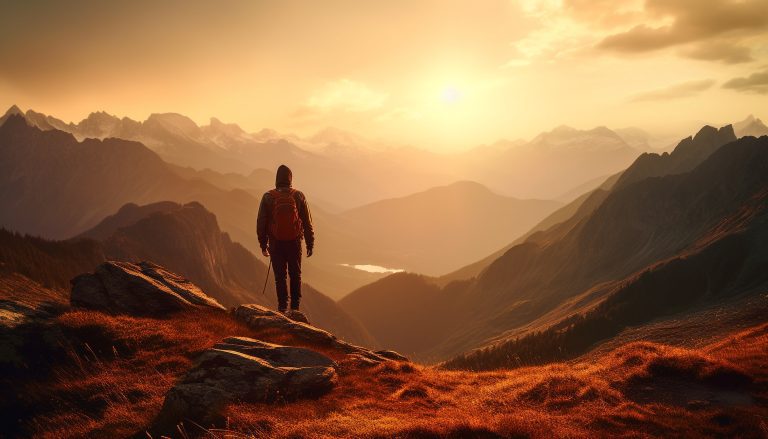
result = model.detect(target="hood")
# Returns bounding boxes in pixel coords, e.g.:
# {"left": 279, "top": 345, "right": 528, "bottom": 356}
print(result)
{"left": 275, "top": 164, "right": 292, "bottom": 188}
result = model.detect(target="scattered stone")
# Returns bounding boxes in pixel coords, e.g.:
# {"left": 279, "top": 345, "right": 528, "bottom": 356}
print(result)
{"left": 70, "top": 261, "right": 225, "bottom": 315}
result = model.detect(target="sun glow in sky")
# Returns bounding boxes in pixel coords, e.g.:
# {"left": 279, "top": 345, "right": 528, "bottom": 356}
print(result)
{"left": 1, "top": 0, "right": 767, "bottom": 150}
{"left": 440, "top": 86, "right": 462, "bottom": 104}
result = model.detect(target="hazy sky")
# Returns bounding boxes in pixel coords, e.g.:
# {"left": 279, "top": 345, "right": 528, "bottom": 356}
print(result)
{"left": 1, "top": 0, "right": 767, "bottom": 149}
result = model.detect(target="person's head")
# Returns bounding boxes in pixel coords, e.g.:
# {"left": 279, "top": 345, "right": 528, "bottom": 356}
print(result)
{"left": 276, "top": 164, "right": 292, "bottom": 188}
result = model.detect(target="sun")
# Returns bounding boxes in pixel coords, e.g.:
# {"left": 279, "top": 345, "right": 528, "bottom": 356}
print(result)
{"left": 440, "top": 86, "right": 461, "bottom": 104}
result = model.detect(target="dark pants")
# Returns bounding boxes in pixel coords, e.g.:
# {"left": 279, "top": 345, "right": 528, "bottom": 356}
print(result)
{"left": 270, "top": 239, "right": 302, "bottom": 310}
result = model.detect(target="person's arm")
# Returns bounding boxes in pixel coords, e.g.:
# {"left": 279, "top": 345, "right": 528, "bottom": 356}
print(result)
{"left": 256, "top": 192, "right": 271, "bottom": 255}
{"left": 296, "top": 191, "right": 314, "bottom": 255}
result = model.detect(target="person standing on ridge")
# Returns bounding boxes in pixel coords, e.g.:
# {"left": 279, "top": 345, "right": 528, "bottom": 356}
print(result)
{"left": 257, "top": 164, "right": 314, "bottom": 314}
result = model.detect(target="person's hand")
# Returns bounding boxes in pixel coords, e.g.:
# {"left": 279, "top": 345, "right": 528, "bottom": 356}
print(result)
{"left": 307, "top": 248, "right": 313, "bottom": 257}
{"left": 262, "top": 249, "right": 270, "bottom": 257}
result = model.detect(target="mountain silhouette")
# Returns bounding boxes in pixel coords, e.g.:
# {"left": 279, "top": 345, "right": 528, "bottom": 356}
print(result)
{"left": 614, "top": 125, "right": 736, "bottom": 189}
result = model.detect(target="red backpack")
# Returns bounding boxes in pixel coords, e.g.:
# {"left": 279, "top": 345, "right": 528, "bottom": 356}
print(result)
{"left": 269, "top": 189, "right": 303, "bottom": 240}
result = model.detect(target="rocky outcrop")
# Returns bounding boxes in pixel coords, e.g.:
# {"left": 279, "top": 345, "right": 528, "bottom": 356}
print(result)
{"left": 153, "top": 339, "right": 338, "bottom": 429}
{"left": 232, "top": 304, "right": 407, "bottom": 363}
{"left": 145, "top": 303, "right": 408, "bottom": 432}
{"left": 70, "top": 261, "right": 225, "bottom": 315}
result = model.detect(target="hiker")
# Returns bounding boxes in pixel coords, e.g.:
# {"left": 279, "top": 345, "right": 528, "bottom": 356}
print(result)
{"left": 257, "top": 164, "right": 314, "bottom": 313}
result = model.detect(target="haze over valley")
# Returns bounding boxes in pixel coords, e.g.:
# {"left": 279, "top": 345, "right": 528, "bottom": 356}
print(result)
{"left": 3, "top": 1, "right": 768, "bottom": 437}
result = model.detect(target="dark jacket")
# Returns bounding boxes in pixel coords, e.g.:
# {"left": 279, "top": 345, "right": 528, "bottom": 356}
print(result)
{"left": 257, "top": 165, "right": 314, "bottom": 251}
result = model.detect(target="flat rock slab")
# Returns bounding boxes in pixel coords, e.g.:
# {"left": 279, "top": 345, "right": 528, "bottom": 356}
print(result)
{"left": 70, "top": 261, "right": 225, "bottom": 316}
{"left": 232, "top": 304, "right": 409, "bottom": 364}
{"left": 215, "top": 336, "right": 337, "bottom": 368}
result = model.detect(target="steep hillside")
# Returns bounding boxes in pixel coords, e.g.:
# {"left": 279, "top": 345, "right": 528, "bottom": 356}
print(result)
{"left": 440, "top": 134, "right": 768, "bottom": 360}
{"left": 340, "top": 273, "right": 471, "bottom": 357}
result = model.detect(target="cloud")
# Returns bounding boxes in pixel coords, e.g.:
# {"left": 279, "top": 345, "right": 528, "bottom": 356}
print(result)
{"left": 504, "top": 0, "right": 637, "bottom": 65}
{"left": 681, "top": 41, "right": 754, "bottom": 64}
{"left": 306, "top": 79, "right": 388, "bottom": 113}
{"left": 630, "top": 79, "right": 715, "bottom": 102}
{"left": 597, "top": 0, "right": 768, "bottom": 56}
{"left": 722, "top": 69, "right": 768, "bottom": 93}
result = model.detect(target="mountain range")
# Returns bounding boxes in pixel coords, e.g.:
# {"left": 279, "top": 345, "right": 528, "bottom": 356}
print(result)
{"left": 6, "top": 105, "right": 662, "bottom": 203}
{"left": 0, "top": 110, "right": 561, "bottom": 295}
{"left": 341, "top": 125, "right": 768, "bottom": 363}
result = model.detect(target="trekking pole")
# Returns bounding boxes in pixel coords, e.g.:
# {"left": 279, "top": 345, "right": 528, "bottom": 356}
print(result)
{"left": 261, "top": 257, "right": 272, "bottom": 296}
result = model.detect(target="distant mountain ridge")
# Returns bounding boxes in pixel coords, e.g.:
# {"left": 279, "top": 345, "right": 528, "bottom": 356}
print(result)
{"left": 734, "top": 114, "right": 768, "bottom": 138}
{"left": 337, "top": 181, "right": 562, "bottom": 275}
{"left": 3, "top": 105, "right": 653, "bottom": 203}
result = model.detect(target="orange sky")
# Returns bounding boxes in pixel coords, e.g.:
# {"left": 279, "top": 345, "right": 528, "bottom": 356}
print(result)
{"left": 1, "top": 0, "right": 767, "bottom": 150}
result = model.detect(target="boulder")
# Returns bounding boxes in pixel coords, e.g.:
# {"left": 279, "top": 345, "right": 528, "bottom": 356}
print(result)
{"left": 70, "top": 261, "right": 225, "bottom": 315}
{"left": 154, "top": 341, "right": 337, "bottom": 429}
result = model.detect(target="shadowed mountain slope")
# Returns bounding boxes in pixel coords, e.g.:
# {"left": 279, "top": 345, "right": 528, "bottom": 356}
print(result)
{"left": 342, "top": 131, "right": 768, "bottom": 363}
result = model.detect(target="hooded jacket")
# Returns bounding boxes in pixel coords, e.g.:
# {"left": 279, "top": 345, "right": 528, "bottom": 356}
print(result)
{"left": 256, "top": 165, "right": 314, "bottom": 251}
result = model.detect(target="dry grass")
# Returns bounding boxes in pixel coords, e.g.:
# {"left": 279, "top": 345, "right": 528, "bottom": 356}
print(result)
{"left": 220, "top": 323, "right": 768, "bottom": 438}
{"left": 10, "top": 310, "right": 768, "bottom": 438}
{"left": 11, "top": 308, "right": 349, "bottom": 438}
